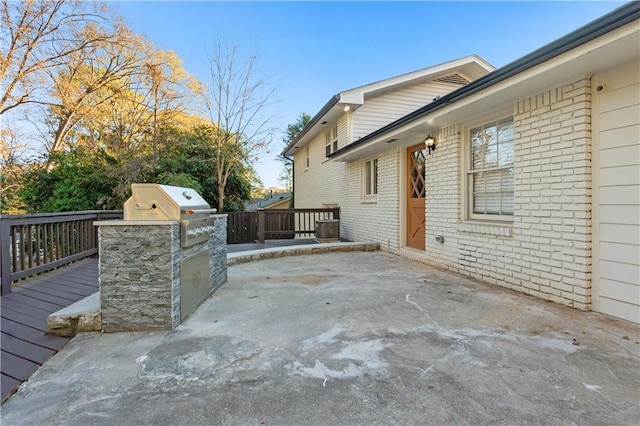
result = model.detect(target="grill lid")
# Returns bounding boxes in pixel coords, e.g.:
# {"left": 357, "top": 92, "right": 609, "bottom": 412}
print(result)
{"left": 124, "top": 183, "right": 215, "bottom": 221}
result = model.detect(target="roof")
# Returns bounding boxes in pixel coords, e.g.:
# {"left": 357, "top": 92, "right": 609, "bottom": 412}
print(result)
{"left": 282, "top": 55, "right": 495, "bottom": 158}
{"left": 329, "top": 1, "right": 640, "bottom": 161}
{"left": 245, "top": 192, "right": 292, "bottom": 211}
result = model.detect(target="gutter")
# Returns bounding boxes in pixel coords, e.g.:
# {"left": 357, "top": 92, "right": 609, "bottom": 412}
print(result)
{"left": 282, "top": 95, "right": 340, "bottom": 156}
{"left": 329, "top": 1, "right": 640, "bottom": 160}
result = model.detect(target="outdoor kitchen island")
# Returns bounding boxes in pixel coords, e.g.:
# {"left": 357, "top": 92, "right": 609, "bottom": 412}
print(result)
{"left": 96, "top": 184, "right": 227, "bottom": 332}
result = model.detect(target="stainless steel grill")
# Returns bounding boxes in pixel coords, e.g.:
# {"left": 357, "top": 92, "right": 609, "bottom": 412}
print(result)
{"left": 124, "top": 183, "right": 217, "bottom": 248}
{"left": 123, "top": 183, "right": 219, "bottom": 322}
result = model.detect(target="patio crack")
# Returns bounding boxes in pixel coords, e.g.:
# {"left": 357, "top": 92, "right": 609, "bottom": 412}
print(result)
{"left": 405, "top": 294, "right": 443, "bottom": 330}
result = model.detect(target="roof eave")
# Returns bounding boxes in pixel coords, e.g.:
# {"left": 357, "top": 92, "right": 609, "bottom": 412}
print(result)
{"left": 282, "top": 95, "right": 340, "bottom": 157}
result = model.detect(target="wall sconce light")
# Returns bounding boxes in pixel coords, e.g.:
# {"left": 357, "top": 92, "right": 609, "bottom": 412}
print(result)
{"left": 424, "top": 135, "right": 436, "bottom": 154}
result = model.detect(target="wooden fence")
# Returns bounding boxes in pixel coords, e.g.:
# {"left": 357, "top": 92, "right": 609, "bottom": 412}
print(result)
{"left": 226, "top": 211, "right": 258, "bottom": 244}
{"left": 227, "top": 208, "right": 340, "bottom": 244}
{"left": 0, "top": 210, "right": 122, "bottom": 294}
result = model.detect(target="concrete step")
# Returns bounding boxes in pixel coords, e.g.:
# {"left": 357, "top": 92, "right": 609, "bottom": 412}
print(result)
{"left": 47, "top": 292, "right": 100, "bottom": 337}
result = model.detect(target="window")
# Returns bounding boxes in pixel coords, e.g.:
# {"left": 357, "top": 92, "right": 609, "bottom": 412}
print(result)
{"left": 364, "top": 158, "right": 378, "bottom": 196}
{"left": 305, "top": 146, "right": 310, "bottom": 169}
{"left": 325, "top": 124, "right": 338, "bottom": 157}
{"left": 467, "top": 118, "right": 514, "bottom": 219}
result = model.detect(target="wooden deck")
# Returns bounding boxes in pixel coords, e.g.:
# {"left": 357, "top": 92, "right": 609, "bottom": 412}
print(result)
{"left": 1, "top": 258, "right": 98, "bottom": 403}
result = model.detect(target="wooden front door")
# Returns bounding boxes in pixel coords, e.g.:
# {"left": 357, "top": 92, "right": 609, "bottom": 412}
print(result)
{"left": 407, "top": 143, "right": 427, "bottom": 250}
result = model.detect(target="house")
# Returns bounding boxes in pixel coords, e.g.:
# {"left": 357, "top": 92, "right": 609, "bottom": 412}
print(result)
{"left": 283, "top": 2, "right": 640, "bottom": 324}
{"left": 245, "top": 191, "right": 292, "bottom": 211}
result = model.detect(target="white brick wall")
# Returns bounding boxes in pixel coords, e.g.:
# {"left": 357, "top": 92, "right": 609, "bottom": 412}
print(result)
{"left": 341, "top": 147, "right": 402, "bottom": 252}
{"left": 296, "top": 76, "right": 593, "bottom": 312}
{"left": 420, "top": 78, "right": 592, "bottom": 310}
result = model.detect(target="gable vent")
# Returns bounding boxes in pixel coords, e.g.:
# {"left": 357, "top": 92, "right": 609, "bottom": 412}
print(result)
{"left": 433, "top": 73, "right": 470, "bottom": 85}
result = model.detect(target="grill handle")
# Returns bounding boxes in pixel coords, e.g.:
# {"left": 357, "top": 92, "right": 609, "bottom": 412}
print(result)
{"left": 181, "top": 208, "right": 217, "bottom": 216}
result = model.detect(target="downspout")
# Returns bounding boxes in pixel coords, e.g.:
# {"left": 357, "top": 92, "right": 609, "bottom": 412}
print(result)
{"left": 283, "top": 154, "right": 295, "bottom": 208}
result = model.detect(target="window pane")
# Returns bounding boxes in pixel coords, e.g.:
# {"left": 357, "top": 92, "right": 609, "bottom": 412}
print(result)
{"left": 497, "top": 121, "right": 514, "bottom": 166}
{"left": 373, "top": 159, "right": 378, "bottom": 195}
{"left": 365, "top": 161, "right": 372, "bottom": 195}
{"left": 484, "top": 124, "right": 498, "bottom": 168}
{"left": 501, "top": 168, "right": 514, "bottom": 215}
{"left": 471, "top": 128, "right": 485, "bottom": 170}
{"left": 472, "top": 169, "right": 514, "bottom": 215}
{"left": 325, "top": 145, "right": 330, "bottom": 157}
{"left": 471, "top": 124, "right": 497, "bottom": 169}
{"left": 475, "top": 171, "right": 501, "bottom": 215}
{"left": 473, "top": 172, "right": 486, "bottom": 214}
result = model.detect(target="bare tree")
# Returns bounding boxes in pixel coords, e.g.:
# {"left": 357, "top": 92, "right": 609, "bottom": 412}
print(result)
{"left": 45, "top": 22, "right": 147, "bottom": 159}
{"left": 66, "top": 46, "right": 201, "bottom": 164}
{"left": 0, "top": 126, "right": 28, "bottom": 212}
{"left": 0, "top": 0, "right": 112, "bottom": 115}
{"left": 138, "top": 49, "right": 202, "bottom": 169}
{"left": 203, "top": 42, "right": 277, "bottom": 212}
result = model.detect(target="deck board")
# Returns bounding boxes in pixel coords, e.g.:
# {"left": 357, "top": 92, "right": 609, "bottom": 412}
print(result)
{"left": 1, "top": 352, "right": 40, "bottom": 381}
{"left": 12, "top": 287, "right": 79, "bottom": 305}
{"left": 1, "top": 375, "right": 21, "bottom": 400}
{"left": 1, "top": 305, "right": 51, "bottom": 331}
{"left": 32, "top": 275, "right": 98, "bottom": 291}
{"left": 1, "top": 318, "right": 69, "bottom": 350}
{"left": 14, "top": 284, "right": 89, "bottom": 301}
{"left": 25, "top": 279, "right": 96, "bottom": 296}
{"left": 1, "top": 333, "right": 56, "bottom": 364}
{"left": 2, "top": 293, "right": 66, "bottom": 312}
{"left": 0, "top": 258, "right": 99, "bottom": 403}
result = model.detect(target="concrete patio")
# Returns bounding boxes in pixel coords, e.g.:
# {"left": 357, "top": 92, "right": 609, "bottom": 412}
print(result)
{"left": 2, "top": 250, "right": 639, "bottom": 425}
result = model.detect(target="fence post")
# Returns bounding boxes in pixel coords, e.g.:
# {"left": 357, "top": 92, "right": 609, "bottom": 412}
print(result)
{"left": 93, "top": 211, "right": 104, "bottom": 251}
{"left": 1, "top": 217, "right": 12, "bottom": 294}
{"left": 257, "top": 210, "right": 265, "bottom": 243}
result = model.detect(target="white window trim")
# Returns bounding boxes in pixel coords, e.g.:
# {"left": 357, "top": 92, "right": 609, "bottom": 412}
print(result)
{"left": 463, "top": 117, "right": 515, "bottom": 223}
{"left": 363, "top": 157, "right": 378, "bottom": 197}
{"left": 304, "top": 146, "right": 310, "bottom": 170}
{"left": 324, "top": 124, "right": 338, "bottom": 157}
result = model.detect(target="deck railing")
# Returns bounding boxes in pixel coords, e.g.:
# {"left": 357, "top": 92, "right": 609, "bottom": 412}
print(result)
{"left": 226, "top": 207, "right": 340, "bottom": 244}
{"left": 257, "top": 208, "right": 340, "bottom": 243}
{"left": 0, "top": 210, "right": 123, "bottom": 294}
{"left": 1, "top": 207, "right": 340, "bottom": 293}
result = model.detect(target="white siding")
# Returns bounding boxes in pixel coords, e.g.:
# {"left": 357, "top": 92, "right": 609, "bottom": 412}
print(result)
{"left": 592, "top": 60, "right": 640, "bottom": 324}
{"left": 294, "top": 114, "right": 349, "bottom": 209}
{"left": 352, "top": 81, "right": 463, "bottom": 140}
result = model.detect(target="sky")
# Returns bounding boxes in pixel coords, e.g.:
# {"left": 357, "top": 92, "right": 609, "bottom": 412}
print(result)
{"left": 108, "top": 0, "right": 626, "bottom": 189}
